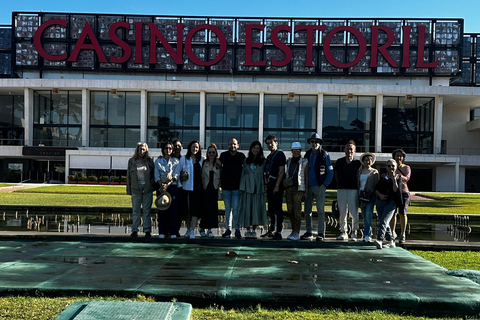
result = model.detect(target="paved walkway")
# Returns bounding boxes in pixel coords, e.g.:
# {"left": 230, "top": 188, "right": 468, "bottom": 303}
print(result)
{"left": 0, "top": 233, "right": 479, "bottom": 317}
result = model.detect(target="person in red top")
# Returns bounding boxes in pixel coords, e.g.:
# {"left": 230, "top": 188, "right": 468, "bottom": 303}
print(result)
{"left": 390, "top": 149, "right": 411, "bottom": 244}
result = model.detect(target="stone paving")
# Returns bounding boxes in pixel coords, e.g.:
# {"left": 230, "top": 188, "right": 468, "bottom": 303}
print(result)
{"left": 0, "top": 236, "right": 479, "bottom": 316}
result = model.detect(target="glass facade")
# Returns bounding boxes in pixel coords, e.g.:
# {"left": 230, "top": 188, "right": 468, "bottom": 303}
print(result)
{"left": 90, "top": 91, "right": 140, "bottom": 147}
{"left": 0, "top": 95, "right": 24, "bottom": 145}
{"left": 382, "top": 96, "right": 434, "bottom": 154}
{"left": 323, "top": 95, "right": 376, "bottom": 152}
{"left": 264, "top": 94, "right": 316, "bottom": 150}
{"left": 205, "top": 93, "right": 259, "bottom": 149}
{"left": 33, "top": 90, "right": 81, "bottom": 146}
{"left": 147, "top": 92, "right": 200, "bottom": 148}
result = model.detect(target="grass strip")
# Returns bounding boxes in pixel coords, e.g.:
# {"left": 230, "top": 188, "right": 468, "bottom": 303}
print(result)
{"left": 0, "top": 296, "right": 471, "bottom": 320}
{"left": 409, "top": 250, "right": 480, "bottom": 270}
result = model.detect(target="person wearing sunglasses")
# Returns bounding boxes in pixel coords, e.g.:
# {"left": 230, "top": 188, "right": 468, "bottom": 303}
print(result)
{"left": 284, "top": 142, "right": 308, "bottom": 241}
{"left": 374, "top": 159, "right": 402, "bottom": 249}
{"left": 301, "top": 133, "right": 333, "bottom": 242}
{"left": 200, "top": 143, "right": 222, "bottom": 238}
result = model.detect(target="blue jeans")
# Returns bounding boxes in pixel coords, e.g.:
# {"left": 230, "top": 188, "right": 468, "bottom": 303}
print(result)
{"left": 131, "top": 187, "right": 153, "bottom": 233}
{"left": 360, "top": 200, "right": 375, "bottom": 237}
{"left": 223, "top": 189, "right": 240, "bottom": 230}
{"left": 304, "top": 184, "right": 326, "bottom": 236}
{"left": 375, "top": 199, "right": 396, "bottom": 241}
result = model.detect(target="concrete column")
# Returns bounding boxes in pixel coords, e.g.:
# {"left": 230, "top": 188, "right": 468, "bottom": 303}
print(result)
{"left": 375, "top": 94, "right": 383, "bottom": 153}
{"left": 258, "top": 92, "right": 264, "bottom": 143}
{"left": 199, "top": 91, "right": 206, "bottom": 147}
{"left": 140, "top": 89, "right": 147, "bottom": 143}
{"left": 434, "top": 95, "right": 443, "bottom": 154}
{"left": 82, "top": 88, "right": 89, "bottom": 147}
{"left": 23, "top": 88, "right": 33, "bottom": 146}
{"left": 317, "top": 93, "right": 323, "bottom": 137}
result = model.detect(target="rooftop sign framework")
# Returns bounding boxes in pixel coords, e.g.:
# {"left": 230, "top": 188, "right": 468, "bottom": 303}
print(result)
{"left": 12, "top": 12, "right": 463, "bottom": 77}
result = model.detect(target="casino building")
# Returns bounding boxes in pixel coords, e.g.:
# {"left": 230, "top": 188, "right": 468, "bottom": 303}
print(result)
{"left": 0, "top": 12, "right": 480, "bottom": 191}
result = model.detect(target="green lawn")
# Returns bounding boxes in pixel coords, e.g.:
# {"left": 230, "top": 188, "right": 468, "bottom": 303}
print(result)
{"left": 0, "top": 296, "right": 475, "bottom": 320}
{"left": 2, "top": 185, "right": 480, "bottom": 215}
{"left": 1, "top": 183, "right": 480, "bottom": 319}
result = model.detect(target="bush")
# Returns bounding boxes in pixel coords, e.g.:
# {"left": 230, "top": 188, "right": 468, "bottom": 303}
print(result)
{"left": 76, "top": 173, "right": 87, "bottom": 181}
{"left": 120, "top": 176, "right": 127, "bottom": 182}
{"left": 87, "top": 176, "right": 98, "bottom": 182}
{"left": 112, "top": 176, "right": 120, "bottom": 183}
{"left": 99, "top": 176, "right": 109, "bottom": 182}
{"left": 68, "top": 174, "right": 76, "bottom": 181}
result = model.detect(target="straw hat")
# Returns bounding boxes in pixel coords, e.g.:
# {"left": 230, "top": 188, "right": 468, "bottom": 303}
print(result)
{"left": 360, "top": 152, "right": 376, "bottom": 165}
{"left": 155, "top": 192, "right": 172, "bottom": 210}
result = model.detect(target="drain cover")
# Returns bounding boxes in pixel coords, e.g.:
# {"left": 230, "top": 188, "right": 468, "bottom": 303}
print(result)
{"left": 55, "top": 301, "right": 192, "bottom": 320}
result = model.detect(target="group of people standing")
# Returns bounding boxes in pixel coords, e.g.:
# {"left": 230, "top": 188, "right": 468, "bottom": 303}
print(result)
{"left": 333, "top": 140, "right": 411, "bottom": 249}
{"left": 126, "top": 134, "right": 411, "bottom": 248}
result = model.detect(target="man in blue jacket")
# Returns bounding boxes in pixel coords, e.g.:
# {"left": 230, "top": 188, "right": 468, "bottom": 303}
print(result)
{"left": 301, "top": 133, "right": 334, "bottom": 241}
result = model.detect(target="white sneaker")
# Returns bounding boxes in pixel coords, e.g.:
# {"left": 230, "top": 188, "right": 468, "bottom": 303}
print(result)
{"left": 374, "top": 239, "right": 383, "bottom": 249}
{"left": 383, "top": 240, "right": 396, "bottom": 248}
{"left": 350, "top": 232, "right": 357, "bottom": 242}
{"left": 287, "top": 232, "right": 300, "bottom": 241}
{"left": 207, "top": 230, "right": 214, "bottom": 238}
{"left": 336, "top": 233, "right": 348, "bottom": 240}
{"left": 364, "top": 235, "right": 371, "bottom": 242}
{"left": 159, "top": 234, "right": 166, "bottom": 239}
{"left": 170, "top": 235, "right": 177, "bottom": 239}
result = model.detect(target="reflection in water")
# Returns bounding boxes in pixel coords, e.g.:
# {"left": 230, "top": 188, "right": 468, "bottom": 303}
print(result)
{"left": 0, "top": 210, "right": 478, "bottom": 242}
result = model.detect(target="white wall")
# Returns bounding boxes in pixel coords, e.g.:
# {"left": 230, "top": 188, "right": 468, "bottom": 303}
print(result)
{"left": 435, "top": 165, "right": 465, "bottom": 192}
{"left": 443, "top": 104, "right": 480, "bottom": 155}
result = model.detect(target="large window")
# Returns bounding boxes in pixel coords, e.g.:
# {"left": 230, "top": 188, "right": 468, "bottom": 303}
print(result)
{"left": 323, "top": 95, "right": 375, "bottom": 152}
{"left": 206, "top": 93, "right": 259, "bottom": 149}
{"left": 90, "top": 91, "right": 140, "bottom": 148}
{"left": 147, "top": 92, "right": 200, "bottom": 148}
{"left": 382, "top": 97, "right": 434, "bottom": 154}
{"left": 264, "top": 94, "right": 316, "bottom": 150}
{"left": 0, "top": 94, "right": 24, "bottom": 145}
{"left": 34, "top": 90, "right": 81, "bottom": 146}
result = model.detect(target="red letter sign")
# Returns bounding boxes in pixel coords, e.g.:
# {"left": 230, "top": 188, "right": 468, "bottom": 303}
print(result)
{"left": 68, "top": 21, "right": 107, "bottom": 62}
{"left": 371, "top": 26, "right": 398, "bottom": 67}
{"left": 245, "top": 24, "right": 266, "bottom": 66}
{"left": 109, "top": 22, "right": 131, "bottom": 63}
{"left": 147, "top": 22, "right": 184, "bottom": 65}
{"left": 294, "top": 25, "right": 326, "bottom": 67}
{"left": 185, "top": 24, "right": 227, "bottom": 66}
{"left": 34, "top": 19, "right": 68, "bottom": 61}
{"left": 271, "top": 25, "right": 292, "bottom": 67}
{"left": 324, "top": 26, "right": 366, "bottom": 68}
{"left": 417, "top": 25, "right": 439, "bottom": 68}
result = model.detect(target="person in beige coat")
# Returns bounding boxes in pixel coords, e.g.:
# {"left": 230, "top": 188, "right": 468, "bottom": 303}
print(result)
{"left": 127, "top": 142, "right": 155, "bottom": 238}
{"left": 284, "top": 142, "right": 308, "bottom": 241}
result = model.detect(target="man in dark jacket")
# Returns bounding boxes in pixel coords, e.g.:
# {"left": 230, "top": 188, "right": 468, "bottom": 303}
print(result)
{"left": 301, "top": 133, "right": 333, "bottom": 241}
{"left": 219, "top": 138, "right": 245, "bottom": 239}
